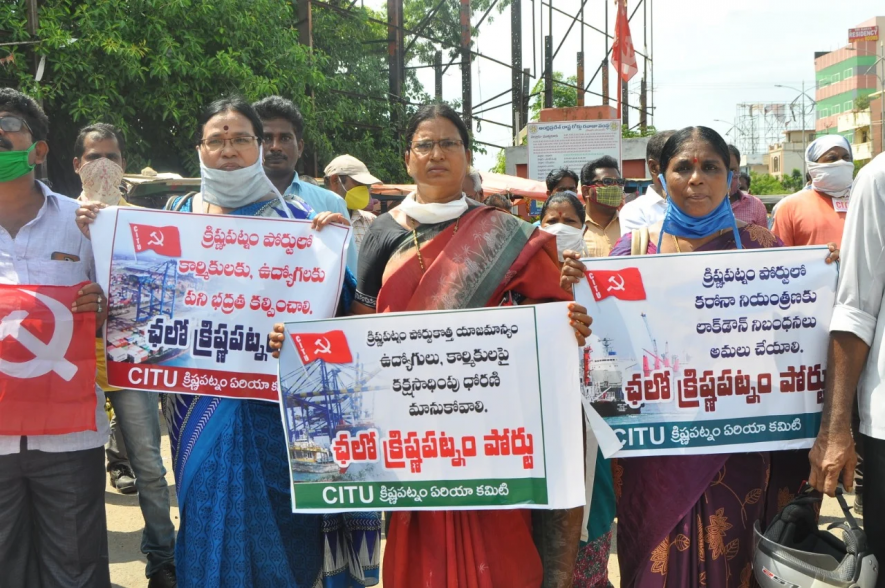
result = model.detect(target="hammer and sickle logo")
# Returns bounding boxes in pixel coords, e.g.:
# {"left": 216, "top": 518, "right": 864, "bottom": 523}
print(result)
{"left": 0, "top": 290, "right": 77, "bottom": 381}
{"left": 147, "top": 230, "right": 165, "bottom": 247}
{"left": 607, "top": 274, "right": 626, "bottom": 292}
{"left": 314, "top": 337, "right": 332, "bottom": 355}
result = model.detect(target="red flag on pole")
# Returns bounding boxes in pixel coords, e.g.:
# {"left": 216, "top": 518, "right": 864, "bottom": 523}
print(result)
{"left": 291, "top": 330, "right": 354, "bottom": 364}
{"left": 0, "top": 283, "right": 98, "bottom": 435}
{"left": 612, "top": 0, "right": 638, "bottom": 83}
{"left": 584, "top": 268, "right": 647, "bottom": 301}
{"left": 130, "top": 224, "right": 182, "bottom": 257}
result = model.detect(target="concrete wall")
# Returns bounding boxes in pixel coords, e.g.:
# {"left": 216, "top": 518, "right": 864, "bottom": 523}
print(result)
{"left": 503, "top": 136, "right": 650, "bottom": 180}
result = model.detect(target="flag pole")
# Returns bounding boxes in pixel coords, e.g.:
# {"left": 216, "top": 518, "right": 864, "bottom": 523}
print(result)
{"left": 617, "top": 69, "right": 622, "bottom": 120}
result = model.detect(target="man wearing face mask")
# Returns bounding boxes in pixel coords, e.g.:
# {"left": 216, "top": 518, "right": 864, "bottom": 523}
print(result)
{"left": 619, "top": 130, "right": 673, "bottom": 236}
{"left": 0, "top": 88, "right": 112, "bottom": 587}
{"left": 771, "top": 135, "right": 853, "bottom": 248}
{"left": 72, "top": 123, "right": 178, "bottom": 587}
{"left": 580, "top": 155, "right": 624, "bottom": 258}
{"left": 324, "top": 154, "right": 380, "bottom": 253}
{"left": 252, "top": 96, "right": 359, "bottom": 277}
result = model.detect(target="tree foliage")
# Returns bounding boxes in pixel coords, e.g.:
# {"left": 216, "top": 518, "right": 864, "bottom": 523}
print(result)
{"left": 749, "top": 170, "right": 799, "bottom": 195}
{"left": 403, "top": 0, "right": 510, "bottom": 66}
{"left": 0, "top": 0, "right": 420, "bottom": 195}
{"left": 530, "top": 72, "right": 578, "bottom": 120}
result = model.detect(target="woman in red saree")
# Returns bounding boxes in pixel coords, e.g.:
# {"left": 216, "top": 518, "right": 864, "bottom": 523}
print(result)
{"left": 351, "top": 103, "right": 590, "bottom": 587}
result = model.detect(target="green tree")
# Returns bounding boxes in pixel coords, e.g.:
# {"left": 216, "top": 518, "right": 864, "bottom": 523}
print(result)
{"left": 403, "top": 0, "right": 509, "bottom": 66}
{"left": 490, "top": 148, "right": 506, "bottom": 173}
{"left": 854, "top": 94, "right": 871, "bottom": 112}
{"left": 781, "top": 169, "right": 804, "bottom": 192}
{"left": 0, "top": 0, "right": 418, "bottom": 194}
{"left": 749, "top": 171, "right": 791, "bottom": 195}
{"left": 529, "top": 72, "right": 578, "bottom": 120}
{"left": 622, "top": 125, "right": 657, "bottom": 139}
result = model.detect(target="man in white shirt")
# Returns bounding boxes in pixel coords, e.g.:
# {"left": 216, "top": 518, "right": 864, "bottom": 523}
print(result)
{"left": 809, "top": 152, "right": 885, "bottom": 571}
{"left": 0, "top": 88, "right": 110, "bottom": 587}
{"left": 618, "top": 129, "right": 673, "bottom": 235}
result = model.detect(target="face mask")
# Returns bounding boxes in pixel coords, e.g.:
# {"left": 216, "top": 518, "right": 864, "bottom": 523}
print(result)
{"left": 657, "top": 171, "right": 742, "bottom": 251}
{"left": 807, "top": 160, "right": 853, "bottom": 198}
{"left": 343, "top": 183, "right": 370, "bottom": 211}
{"left": 0, "top": 143, "right": 36, "bottom": 183}
{"left": 541, "top": 223, "right": 586, "bottom": 261}
{"left": 590, "top": 185, "right": 624, "bottom": 209}
{"left": 398, "top": 191, "right": 468, "bottom": 224}
{"left": 79, "top": 157, "right": 125, "bottom": 205}
{"left": 199, "top": 148, "right": 279, "bottom": 210}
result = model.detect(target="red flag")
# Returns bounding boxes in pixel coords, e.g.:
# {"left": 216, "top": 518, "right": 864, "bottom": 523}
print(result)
{"left": 612, "top": 0, "right": 638, "bottom": 82}
{"left": 584, "top": 268, "right": 646, "bottom": 301}
{"left": 291, "top": 330, "right": 353, "bottom": 364}
{"left": 130, "top": 223, "right": 182, "bottom": 257}
{"left": 0, "top": 283, "right": 98, "bottom": 435}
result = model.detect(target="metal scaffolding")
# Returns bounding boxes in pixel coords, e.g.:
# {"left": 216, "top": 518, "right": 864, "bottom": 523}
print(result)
{"left": 731, "top": 102, "right": 799, "bottom": 157}
{"left": 297, "top": 0, "right": 656, "bottom": 149}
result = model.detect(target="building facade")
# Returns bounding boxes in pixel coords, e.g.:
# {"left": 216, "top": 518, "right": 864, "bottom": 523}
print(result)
{"left": 764, "top": 130, "right": 817, "bottom": 179}
{"left": 815, "top": 16, "right": 885, "bottom": 140}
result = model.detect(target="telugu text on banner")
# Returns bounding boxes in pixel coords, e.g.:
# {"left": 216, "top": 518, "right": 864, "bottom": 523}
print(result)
{"left": 91, "top": 207, "right": 350, "bottom": 400}
{"left": 278, "top": 304, "right": 584, "bottom": 512}
{"left": 573, "top": 246, "right": 837, "bottom": 457}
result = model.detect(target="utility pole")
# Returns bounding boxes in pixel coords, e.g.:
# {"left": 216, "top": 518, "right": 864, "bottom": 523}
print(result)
{"left": 460, "top": 0, "right": 472, "bottom": 130}
{"left": 434, "top": 51, "right": 443, "bottom": 102}
{"left": 544, "top": 36, "right": 553, "bottom": 108}
{"left": 388, "top": 0, "right": 404, "bottom": 147}
{"left": 602, "top": 0, "right": 609, "bottom": 105}
{"left": 511, "top": 0, "right": 522, "bottom": 143}
{"left": 801, "top": 79, "right": 807, "bottom": 177}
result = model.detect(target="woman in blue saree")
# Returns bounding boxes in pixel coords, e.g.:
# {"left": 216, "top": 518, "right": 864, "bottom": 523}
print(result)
{"left": 163, "top": 96, "right": 381, "bottom": 588}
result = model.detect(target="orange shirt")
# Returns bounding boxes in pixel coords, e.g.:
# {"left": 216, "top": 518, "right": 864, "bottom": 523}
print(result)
{"left": 770, "top": 189, "right": 846, "bottom": 248}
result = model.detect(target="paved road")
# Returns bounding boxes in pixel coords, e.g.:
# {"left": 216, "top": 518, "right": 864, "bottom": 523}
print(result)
{"left": 106, "top": 425, "right": 856, "bottom": 587}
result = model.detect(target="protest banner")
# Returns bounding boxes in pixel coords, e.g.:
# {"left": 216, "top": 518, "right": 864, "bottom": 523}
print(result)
{"left": 91, "top": 207, "right": 350, "bottom": 400}
{"left": 278, "top": 303, "right": 584, "bottom": 513}
{"left": 573, "top": 246, "right": 837, "bottom": 457}
{"left": 527, "top": 120, "right": 622, "bottom": 181}
{"left": 0, "top": 283, "right": 98, "bottom": 435}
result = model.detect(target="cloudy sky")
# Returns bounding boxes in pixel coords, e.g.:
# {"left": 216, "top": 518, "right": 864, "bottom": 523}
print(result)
{"left": 365, "top": 0, "right": 882, "bottom": 171}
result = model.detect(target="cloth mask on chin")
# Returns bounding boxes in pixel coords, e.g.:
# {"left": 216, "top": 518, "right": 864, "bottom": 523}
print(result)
{"left": 590, "top": 185, "right": 624, "bottom": 209}
{"left": 397, "top": 191, "right": 468, "bottom": 224}
{"left": 78, "top": 157, "right": 125, "bottom": 205}
{"left": 541, "top": 223, "right": 586, "bottom": 261}
{"left": 199, "top": 147, "right": 280, "bottom": 210}
{"left": 807, "top": 160, "right": 854, "bottom": 198}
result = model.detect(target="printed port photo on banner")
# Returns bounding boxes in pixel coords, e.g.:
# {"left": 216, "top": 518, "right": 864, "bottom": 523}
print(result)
{"left": 278, "top": 304, "right": 584, "bottom": 513}
{"left": 0, "top": 283, "right": 98, "bottom": 436}
{"left": 91, "top": 207, "right": 350, "bottom": 400}
{"left": 573, "top": 246, "right": 838, "bottom": 458}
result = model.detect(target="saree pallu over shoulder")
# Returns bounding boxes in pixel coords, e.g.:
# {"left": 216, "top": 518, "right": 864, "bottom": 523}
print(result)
{"left": 379, "top": 206, "right": 567, "bottom": 588}
{"left": 377, "top": 206, "right": 566, "bottom": 313}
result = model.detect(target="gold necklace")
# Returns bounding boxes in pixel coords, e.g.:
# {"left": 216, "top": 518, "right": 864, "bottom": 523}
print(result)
{"left": 413, "top": 218, "right": 460, "bottom": 272}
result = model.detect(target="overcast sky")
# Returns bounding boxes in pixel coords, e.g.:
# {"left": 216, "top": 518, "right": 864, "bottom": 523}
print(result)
{"left": 364, "top": 0, "right": 882, "bottom": 172}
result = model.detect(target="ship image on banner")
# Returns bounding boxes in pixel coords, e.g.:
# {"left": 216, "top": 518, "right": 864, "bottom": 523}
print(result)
{"left": 573, "top": 247, "right": 838, "bottom": 457}
{"left": 280, "top": 330, "right": 382, "bottom": 482}
{"left": 90, "top": 207, "right": 350, "bottom": 400}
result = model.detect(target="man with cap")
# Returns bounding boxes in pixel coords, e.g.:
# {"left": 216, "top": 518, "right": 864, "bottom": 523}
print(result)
{"left": 771, "top": 135, "right": 854, "bottom": 248}
{"left": 252, "top": 96, "right": 358, "bottom": 277}
{"left": 324, "top": 154, "right": 380, "bottom": 253}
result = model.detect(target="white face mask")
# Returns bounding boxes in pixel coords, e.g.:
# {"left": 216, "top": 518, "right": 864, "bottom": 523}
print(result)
{"left": 807, "top": 160, "right": 854, "bottom": 198}
{"left": 398, "top": 191, "right": 468, "bottom": 224}
{"left": 541, "top": 223, "right": 586, "bottom": 261}
{"left": 78, "top": 157, "right": 125, "bottom": 205}
{"left": 199, "top": 147, "right": 279, "bottom": 209}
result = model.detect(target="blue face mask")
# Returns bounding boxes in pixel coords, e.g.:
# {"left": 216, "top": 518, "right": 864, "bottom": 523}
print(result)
{"left": 656, "top": 171, "right": 742, "bottom": 251}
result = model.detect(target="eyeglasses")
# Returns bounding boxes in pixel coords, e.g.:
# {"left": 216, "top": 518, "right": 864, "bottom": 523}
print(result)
{"left": 589, "top": 178, "right": 626, "bottom": 187}
{"left": 199, "top": 136, "right": 259, "bottom": 152}
{"left": 410, "top": 139, "right": 464, "bottom": 155}
{"left": 0, "top": 116, "right": 33, "bottom": 134}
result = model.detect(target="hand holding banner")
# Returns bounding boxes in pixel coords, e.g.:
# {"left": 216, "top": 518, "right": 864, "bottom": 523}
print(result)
{"left": 91, "top": 207, "right": 350, "bottom": 400}
{"left": 278, "top": 304, "right": 584, "bottom": 513}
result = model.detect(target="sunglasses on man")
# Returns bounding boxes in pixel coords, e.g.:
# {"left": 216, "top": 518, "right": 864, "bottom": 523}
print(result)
{"left": 0, "top": 115, "right": 33, "bottom": 134}
{"left": 588, "top": 178, "right": 626, "bottom": 187}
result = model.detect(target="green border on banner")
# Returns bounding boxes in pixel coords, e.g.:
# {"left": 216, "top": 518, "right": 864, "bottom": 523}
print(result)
{"left": 294, "top": 477, "right": 549, "bottom": 510}
{"left": 612, "top": 412, "right": 821, "bottom": 451}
